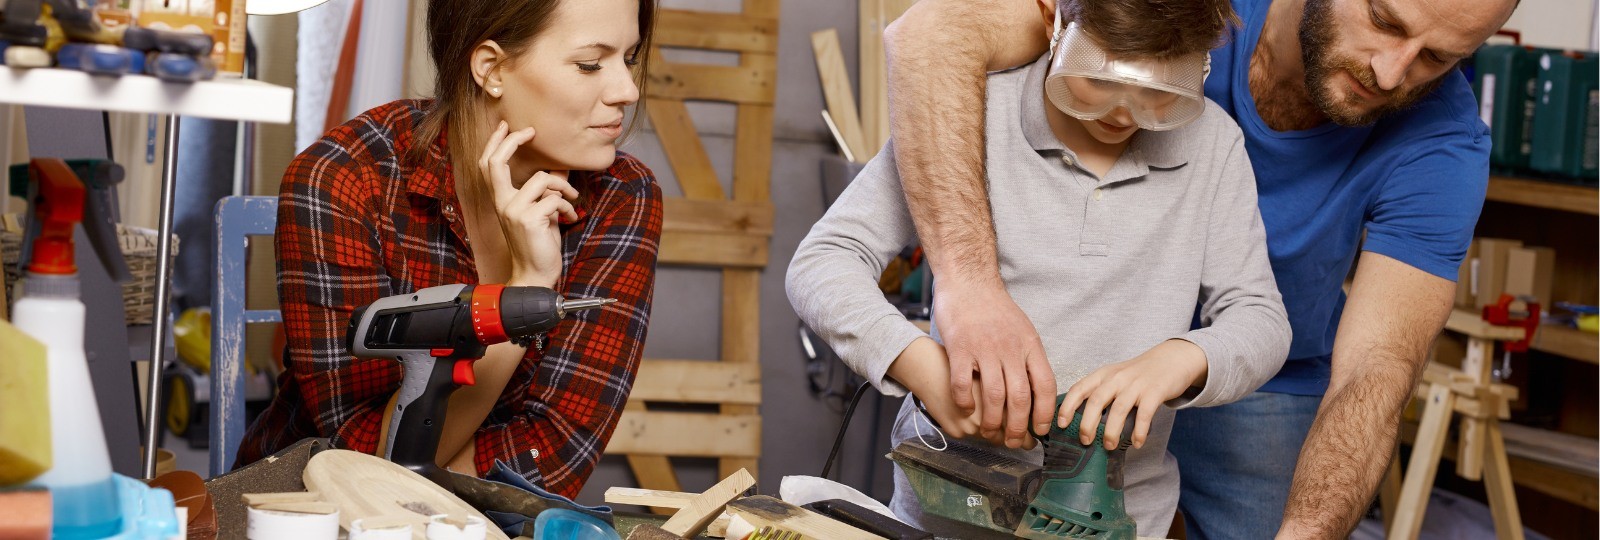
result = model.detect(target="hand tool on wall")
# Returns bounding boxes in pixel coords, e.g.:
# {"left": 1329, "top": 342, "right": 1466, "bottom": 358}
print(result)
{"left": 345, "top": 284, "right": 613, "bottom": 489}
{"left": 890, "top": 396, "right": 1137, "bottom": 539}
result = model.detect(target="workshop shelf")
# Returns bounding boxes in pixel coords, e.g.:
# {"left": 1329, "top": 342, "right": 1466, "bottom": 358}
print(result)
{"left": 1399, "top": 420, "right": 1599, "bottom": 511}
{"left": 1486, "top": 175, "right": 1598, "bottom": 216}
{"left": 0, "top": 67, "right": 292, "bottom": 124}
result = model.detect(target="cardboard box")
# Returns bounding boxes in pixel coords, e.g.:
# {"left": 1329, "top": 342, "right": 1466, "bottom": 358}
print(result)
{"left": 1456, "top": 240, "right": 1479, "bottom": 308}
{"left": 1475, "top": 238, "right": 1523, "bottom": 308}
{"left": 1504, "top": 246, "right": 1556, "bottom": 308}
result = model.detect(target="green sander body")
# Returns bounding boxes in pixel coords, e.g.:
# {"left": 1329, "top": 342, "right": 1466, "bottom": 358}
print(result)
{"left": 889, "top": 397, "right": 1136, "bottom": 539}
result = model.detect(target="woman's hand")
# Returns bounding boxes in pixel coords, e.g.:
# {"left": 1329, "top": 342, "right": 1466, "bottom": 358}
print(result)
{"left": 478, "top": 122, "right": 580, "bottom": 288}
{"left": 1057, "top": 339, "right": 1208, "bottom": 450}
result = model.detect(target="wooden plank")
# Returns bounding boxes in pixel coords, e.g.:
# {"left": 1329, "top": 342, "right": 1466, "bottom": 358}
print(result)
{"left": 607, "top": 410, "right": 762, "bottom": 458}
{"left": 658, "top": 229, "right": 769, "bottom": 268}
{"left": 660, "top": 469, "right": 756, "bottom": 537}
{"left": 1458, "top": 415, "right": 1485, "bottom": 481}
{"left": 732, "top": 105, "right": 775, "bottom": 203}
{"left": 720, "top": 269, "right": 762, "bottom": 480}
{"left": 1486, "top": 175, "right": 1599, "bottom": 216}
{"left": 647, "top": 62, "right": 776, "bottom": 105}
{"left": 662, "top": 199, "right": 774, "bottom": 235}
{"left": 1444, "top": 309, "right": 1528, "bottom": 341}
{"left": 604, "top": 487, "right": 695, "bottom": 510}
{"left": 631, "top": 359, "right": 761, "bottom": 405}
{"left": 1500, "top": 422, "right": 1599, "bottom": 476}
{"left": 1482, "top": 419, "right": 1527, "bottom": 540}
{"left": 858, "top": 0, "right": 884, "bottom": 158}
{"left": 653, "top": 10, "right": 778, "bottom": 53}
{"left": 725, "top": 496, "right": 885, "bottom": 540}
{"left": 644, "top": 97, "right": 723, "bottom": 200}
{"left": 1390, "top": 384, "right": 1454, "bottom": 540}
{"left": 1532, "top": 325, "right": 1599, "bottom": 365}
{"left": 1401, "top": 415, "right": 1599, "bottom": 511}
{"left": 810, "top": 29, "right": 868, "bottom": 162}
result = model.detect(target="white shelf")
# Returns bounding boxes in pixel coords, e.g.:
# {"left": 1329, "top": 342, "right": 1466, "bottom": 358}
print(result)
{"left": 0, "top": 67, "right": 293, "bottom": 124}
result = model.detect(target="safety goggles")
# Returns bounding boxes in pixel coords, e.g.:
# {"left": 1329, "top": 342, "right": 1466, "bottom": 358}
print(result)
{"left": 1043, "top": 19, "right": 1210, "bottom": 131}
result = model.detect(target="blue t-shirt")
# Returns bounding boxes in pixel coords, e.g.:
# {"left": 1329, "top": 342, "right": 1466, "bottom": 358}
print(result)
{"left": 1205, "top": 0, "right": 1491, "bottom": 395}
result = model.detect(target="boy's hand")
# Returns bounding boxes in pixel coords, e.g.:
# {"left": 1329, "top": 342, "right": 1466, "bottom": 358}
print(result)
{"left": 889, "top": 337, "right": 1038, "bottom": 450}
{"left": 1057, "top": 340, "right": 1208, "bottom": 450}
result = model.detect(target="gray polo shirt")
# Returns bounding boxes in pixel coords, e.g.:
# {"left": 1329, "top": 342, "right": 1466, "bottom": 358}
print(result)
{"left": 786, "top": 55, "right": 1291, "bottom": 536}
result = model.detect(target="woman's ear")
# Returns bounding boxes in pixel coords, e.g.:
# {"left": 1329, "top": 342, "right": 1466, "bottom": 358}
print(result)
{"left": 470, "top": 40, "right": 508, "bottom": 96}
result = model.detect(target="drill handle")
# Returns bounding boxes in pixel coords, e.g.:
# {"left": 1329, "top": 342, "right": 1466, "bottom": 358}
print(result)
{"left": 385, "top": 351, "right": 462, "bottom": 489}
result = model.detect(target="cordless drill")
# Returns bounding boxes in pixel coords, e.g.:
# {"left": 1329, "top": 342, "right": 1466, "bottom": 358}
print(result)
{"left": 346, "top": 284, "right": 613, "bottom": 488}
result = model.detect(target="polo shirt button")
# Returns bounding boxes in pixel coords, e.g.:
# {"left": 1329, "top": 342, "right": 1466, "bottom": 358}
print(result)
{"left": 1061, "top": 154, "right": 1075, "bottom": 167}
{"left": 1094, "top": 188, "right": 1103, "bottom": 200}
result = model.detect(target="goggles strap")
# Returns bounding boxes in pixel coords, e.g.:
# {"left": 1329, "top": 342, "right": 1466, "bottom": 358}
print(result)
{"left": 1050, "top": 7, "right": 1064, "bottom": 50}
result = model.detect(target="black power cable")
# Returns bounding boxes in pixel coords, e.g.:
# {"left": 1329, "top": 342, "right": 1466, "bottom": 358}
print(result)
{"left": 820, "top": 380, "right": 875, "bottom": 480}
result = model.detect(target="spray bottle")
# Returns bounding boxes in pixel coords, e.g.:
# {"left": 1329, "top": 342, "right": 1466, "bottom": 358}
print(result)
{"left": 15, "top": 158, "right": 122, "bottom": 538}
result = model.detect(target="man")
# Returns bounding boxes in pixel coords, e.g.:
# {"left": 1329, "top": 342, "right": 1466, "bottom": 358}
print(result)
{"left": 880, "top": 0, "right": 1518, "bottom": 536}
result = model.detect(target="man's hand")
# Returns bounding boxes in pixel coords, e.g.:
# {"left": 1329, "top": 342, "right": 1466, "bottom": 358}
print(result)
{"left": 932, "top": 281, "right": 1057, "bottom": 448}
{"left": 1058, "top": 340, "right": 1208, "bottom": 450}
{"left": 889, "top": 336, "right": 1040, "bottom": 450}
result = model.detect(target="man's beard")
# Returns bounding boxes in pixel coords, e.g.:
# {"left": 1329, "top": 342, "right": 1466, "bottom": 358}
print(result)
{"left": 1298, "top": 0, "right": 1445, "bottom": 126}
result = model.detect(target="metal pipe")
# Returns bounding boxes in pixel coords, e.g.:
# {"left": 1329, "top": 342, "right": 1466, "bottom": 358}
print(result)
{"left": 140, "top": 114, "right": 181, "bottom": 479}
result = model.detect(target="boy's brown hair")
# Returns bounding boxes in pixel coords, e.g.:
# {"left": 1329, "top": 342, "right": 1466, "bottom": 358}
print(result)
{"left": 1063, "top": 0, "right": 1239, "bottom": 59}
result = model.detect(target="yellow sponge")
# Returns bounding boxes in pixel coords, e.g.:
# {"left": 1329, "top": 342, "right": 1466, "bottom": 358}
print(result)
{"left": 0, "top": 320, "right": 50, "bottom": 486}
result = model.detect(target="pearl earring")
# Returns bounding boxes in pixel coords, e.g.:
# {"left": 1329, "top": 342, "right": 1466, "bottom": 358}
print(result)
{"left": 489, "top": 87, "right": 501, "bottom": 96}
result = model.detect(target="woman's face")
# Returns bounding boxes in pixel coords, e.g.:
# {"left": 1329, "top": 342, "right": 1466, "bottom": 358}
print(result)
{"left": 493, "top": 0, "right": 642, "bottom": 172}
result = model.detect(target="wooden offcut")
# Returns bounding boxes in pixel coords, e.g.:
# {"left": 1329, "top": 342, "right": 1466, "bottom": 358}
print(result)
{"left": 660, "top": 469, "right": 756, "bottom": 538}
{"left": 613, "top": 0, "right": 778, "bottom": 498}
{"left": 811, "top": 28, "right": 868, "bottom": 162}
{"left": 604, "top": 487, "right": 696, "bottom": 510}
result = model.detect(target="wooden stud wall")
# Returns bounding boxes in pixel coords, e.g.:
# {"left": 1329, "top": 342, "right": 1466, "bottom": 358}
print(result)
{"left": 605, "top": 0, "right": 779, "bottom": 506}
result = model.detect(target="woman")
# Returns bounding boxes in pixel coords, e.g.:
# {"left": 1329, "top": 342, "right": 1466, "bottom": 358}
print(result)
{"left": 236, "top": 0, "right": 662, "bottom": 498}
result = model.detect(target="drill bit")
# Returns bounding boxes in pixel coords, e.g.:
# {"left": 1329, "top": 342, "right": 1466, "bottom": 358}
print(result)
{"left": 562, "top": 296, "right": 616, "bottom": 312}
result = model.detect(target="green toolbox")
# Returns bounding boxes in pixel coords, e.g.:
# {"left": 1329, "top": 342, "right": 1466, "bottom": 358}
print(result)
{"left": 1472, "top": 45, "right": 1541, "bottom": 170}
{"left": 1528, "top": 49, "right": 1598, "bottom": 180}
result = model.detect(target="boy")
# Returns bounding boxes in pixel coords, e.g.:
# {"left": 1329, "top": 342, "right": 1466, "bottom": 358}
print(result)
{"left": 785, "top": 0, "right": 1290, "bottom": 536}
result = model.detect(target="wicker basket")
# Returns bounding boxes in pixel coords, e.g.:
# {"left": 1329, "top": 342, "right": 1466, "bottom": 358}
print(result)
{"left": 2, "top": 223, "right": 179, "bottom": 325}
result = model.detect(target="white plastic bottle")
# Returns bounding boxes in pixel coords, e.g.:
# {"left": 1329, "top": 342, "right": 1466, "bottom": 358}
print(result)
{"left": 17, "top": 272, "right": 122, "bottom": 537}
{"left": 17, "top": 159, "right": 122, "bottom": 538}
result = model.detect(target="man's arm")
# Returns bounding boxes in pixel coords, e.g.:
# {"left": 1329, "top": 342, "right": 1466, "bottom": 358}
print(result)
{"left": 1278, "top": 251, "right": 1454, "bottom": 537}
{"left": 884, "top": 0, "right": 1055, "bottom": 448}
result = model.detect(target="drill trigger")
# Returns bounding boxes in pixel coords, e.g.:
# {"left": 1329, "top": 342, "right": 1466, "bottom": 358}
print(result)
{"left": 453, "top": 359, "right": 477, "bottom": 386}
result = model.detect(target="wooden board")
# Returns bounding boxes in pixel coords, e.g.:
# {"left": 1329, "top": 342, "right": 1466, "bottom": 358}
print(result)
{"left": 725, "top": 495, "right": 885, "bottom": 540}
{"left": 654, "top": 10, "right": 778, "bottom": 52}
{"left": 658, "top": 229, "right": 769, "bottom": 268}
{"left": 631, "top": 359, "right": 761, "bottom": 405}
{"left": 1531, "top": 325, "right": 1599, "bottom": 365}
{"left": 301, "top": 450, "right": 508, "bottom": 540}
{"left": 661, "top": 469, "right": 755, "bottom": 537}
{"left": 604, "top": 487, "right": 696, "bottom": 510}
{"left": 1443, "top": 309, "right": 1527, "bottom": 341}
{"left": 1389, "top": 384, "right": 1454, "bottom": 540}
{"left": 1485, "top": 175, "right": 1599, "bottom": 216}
{"left": 607, "top": 411, "right": 762, "bottom": 457}
{"left": 810, "top": 28, "right": 867, "bottom": 162}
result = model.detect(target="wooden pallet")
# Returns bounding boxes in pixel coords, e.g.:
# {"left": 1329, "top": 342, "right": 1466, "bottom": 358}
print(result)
{"left": 605, "top": 0, "right": 779, "bottom": 512}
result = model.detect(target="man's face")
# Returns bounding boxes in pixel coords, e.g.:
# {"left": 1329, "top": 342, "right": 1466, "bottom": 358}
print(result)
{"left": 1299, "top": 0, "right": 1514, "bottom": 126}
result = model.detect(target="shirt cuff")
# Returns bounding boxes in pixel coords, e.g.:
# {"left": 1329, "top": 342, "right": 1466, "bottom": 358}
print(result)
{"left": 1168, "top": 330, "right": 1235, "bottom": 409}
{"left": 852, "top": 313, "right": 930, "bottom": 398}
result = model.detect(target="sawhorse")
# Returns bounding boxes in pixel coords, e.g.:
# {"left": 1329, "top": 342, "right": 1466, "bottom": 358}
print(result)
{"left": 1382, "top": 311, "right": 1527, "bottom": 539}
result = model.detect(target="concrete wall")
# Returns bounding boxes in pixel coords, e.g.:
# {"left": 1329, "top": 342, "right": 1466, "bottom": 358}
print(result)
{"left": 574, "top": 0, "right": 905, "bottom": 506}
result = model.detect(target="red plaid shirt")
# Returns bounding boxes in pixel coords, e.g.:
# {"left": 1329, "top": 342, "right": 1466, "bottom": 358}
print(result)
{"left": 236, "top": 100, "right": 661, "bottom": 498}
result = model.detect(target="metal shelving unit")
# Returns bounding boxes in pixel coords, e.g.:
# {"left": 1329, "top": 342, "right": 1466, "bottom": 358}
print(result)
{"left": 1, "top": 66, "right": 292, "bottom": 478}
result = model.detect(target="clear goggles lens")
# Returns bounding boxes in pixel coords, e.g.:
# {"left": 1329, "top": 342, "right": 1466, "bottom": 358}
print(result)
{"left": 1044, "top": 21, "right": 1209, "bottom": 131}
